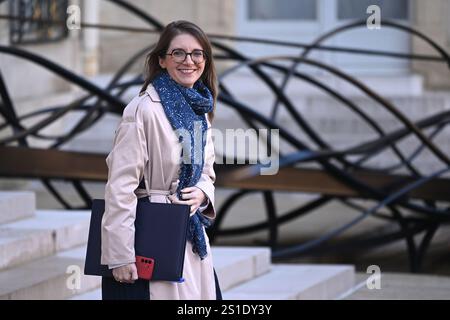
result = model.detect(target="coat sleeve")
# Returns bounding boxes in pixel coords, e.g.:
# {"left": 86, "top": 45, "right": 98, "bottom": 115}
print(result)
{"left": 195, "top": 117, "right": 216, "bottom": 220}
{"left": 100, "top": 105, "right": 148, "bottom": 266}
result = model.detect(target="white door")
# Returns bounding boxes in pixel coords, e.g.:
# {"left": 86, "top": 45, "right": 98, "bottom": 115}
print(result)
{"left": 236, "top": 0, "right": 411, "bottom": 75}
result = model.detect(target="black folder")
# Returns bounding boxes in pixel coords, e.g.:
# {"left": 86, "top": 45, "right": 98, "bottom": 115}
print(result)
{"left": 84, "top": 198, "right": 190, "bottom": 282}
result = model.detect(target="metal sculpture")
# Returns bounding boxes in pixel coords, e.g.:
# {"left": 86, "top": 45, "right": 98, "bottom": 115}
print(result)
{"left": 0, "top": 0, "right": 449, "bottom": 272}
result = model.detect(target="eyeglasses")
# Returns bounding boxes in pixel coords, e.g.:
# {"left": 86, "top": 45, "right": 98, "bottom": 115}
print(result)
{"left": 165, "top": 49, "right": 206, "bottom": 64}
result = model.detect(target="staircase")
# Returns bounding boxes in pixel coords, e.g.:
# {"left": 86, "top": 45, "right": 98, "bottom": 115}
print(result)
{"left": 0, "top": 191, "right": 355, "bottom": 300}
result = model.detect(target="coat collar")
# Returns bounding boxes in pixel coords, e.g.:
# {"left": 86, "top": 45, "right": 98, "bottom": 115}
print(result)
{"left": 144, "top": 84, "right": 161, "bottom": 102}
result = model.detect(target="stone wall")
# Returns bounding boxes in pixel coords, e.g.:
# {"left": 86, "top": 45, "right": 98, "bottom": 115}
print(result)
{"left": 411, "top": 0, "right": 450, "bottom": 90}
{"left": 0, "top": 0, "right": 82, "bottom": 102}
{"left": 97, "top": 0, "right": 236, "bottom": 75}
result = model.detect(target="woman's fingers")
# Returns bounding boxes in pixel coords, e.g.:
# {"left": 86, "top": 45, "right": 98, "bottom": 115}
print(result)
{"left": 178, "top": 199, "right": 197, "bottom": 211}
{"left": 181, "top": 187, "right": 197, "bottom": 193}
{"left": 168, "top": 188, "right": 206, "bottom": 213}
{"left": 130, "top": 264, "right": 138, "bottom": 281}
{"left": 181, "top": 187, "right": 205, "bottom": 202}
{"left": 180, "top": 188, "right": 197, "bottom": 200}
{"left": 168, "top": 196, "right": 194, "bottom": 212}
{"left": 169, "top": 194, "right": 195, "bottom": 205}
{"left": 168, "top": 194, "right": 191, "bottom": 205}
{"left": 112, "top": 264, "right": 137, "bottom": 284}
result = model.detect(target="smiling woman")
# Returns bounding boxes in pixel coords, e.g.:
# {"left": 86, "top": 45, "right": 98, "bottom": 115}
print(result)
{"left": 160, "top": 38, "right": 207, "bottom": 88}
{"left": 100, "top": 20, "right": 220, "bottom": 300}
{"left": 140, "top": 21, "right": 217, "bottom": 123}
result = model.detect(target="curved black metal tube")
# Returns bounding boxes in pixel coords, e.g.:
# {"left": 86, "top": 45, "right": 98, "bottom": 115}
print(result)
{"left": 288, "top": 222, "right": 430, "bottom": 262}
{"left": 387, "top": 205, "right": 419, "bottom": 272}
{"left": 53, "top": 44, "right": 154, "bottom": 148}
{"left": 207, "top": 189, "right": 254, "bottom": 243}
{"left": 0, "top": 46, "right": 125, "bottom": 111}
{"left": 256, "top": 59, "right": 418, "bottom": 174}
{"left": 415, "top": 222, "right": 440, "bottom": 272}
{"left": 0, "top": 1, "right": 448, "bottom": 271}
{"left": 354, "top": 118, "right": 450, "bottom": 172}
{"left": 219, "top": 55, "right": 450, "bottom": 168}
{"left": 298, "top": 19, "right": 450, "bottom": 68}
{"left": 105, "top": 0, "right": 164, "bottom": 30}
{"left": 272, "top": 167, "right": 450, "bottom": 259}
{"left": 262, "top": 191, "right": 278, "bottom": 249}
{"left": 213, "top": 196, "right": 332, "bottom": 236}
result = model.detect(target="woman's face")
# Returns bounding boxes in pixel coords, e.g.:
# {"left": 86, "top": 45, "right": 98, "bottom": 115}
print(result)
{"left": 159, "top": 33, "right": 206, "bottom": 88}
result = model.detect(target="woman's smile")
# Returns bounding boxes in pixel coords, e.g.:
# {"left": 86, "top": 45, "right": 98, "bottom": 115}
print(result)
{"left": 177, "top": 68, "right": 198, "bottom": 77}
{"left": 177, "top": 68, "right": 197, "bottom": 75}
{"left": 159, "top": 33, "right": 206, "bottom": 88}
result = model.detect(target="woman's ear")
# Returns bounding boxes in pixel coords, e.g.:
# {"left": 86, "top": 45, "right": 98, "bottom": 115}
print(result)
{"left": 159, "top": 57, "right": 166, "bottom": 69}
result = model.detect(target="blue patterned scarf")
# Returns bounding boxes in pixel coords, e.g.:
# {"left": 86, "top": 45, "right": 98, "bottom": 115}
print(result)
{"left": 152, "top": 70, "right": 214, "bottom": 260}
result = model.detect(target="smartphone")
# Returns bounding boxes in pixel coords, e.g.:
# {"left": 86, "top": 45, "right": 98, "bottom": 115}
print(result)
{"left": 135, "top": 255, "right": 155, "bottom": 280}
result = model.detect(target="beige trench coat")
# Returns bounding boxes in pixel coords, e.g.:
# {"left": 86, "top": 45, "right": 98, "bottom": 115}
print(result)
{"left": 100, "top": 84, "right": 217, "bottom": 299}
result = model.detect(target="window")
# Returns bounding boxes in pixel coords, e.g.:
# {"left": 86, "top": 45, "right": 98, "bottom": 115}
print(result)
{"left": 248, "top": 0, "right": 317, "bottom": 21}
{"left": 9, "top": 0, "right": 69, "bottom": 45}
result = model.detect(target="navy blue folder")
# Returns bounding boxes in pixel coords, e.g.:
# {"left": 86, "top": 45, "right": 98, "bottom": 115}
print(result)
{"left": 84, "top": 198, "right": 190, "bottom": 282}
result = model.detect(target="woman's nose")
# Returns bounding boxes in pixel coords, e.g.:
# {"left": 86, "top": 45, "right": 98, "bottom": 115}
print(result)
{"left": 183, "top": 54, "right": 195, "bottom": 64}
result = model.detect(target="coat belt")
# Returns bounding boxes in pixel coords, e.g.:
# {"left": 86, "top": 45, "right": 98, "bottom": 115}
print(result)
{"left": 135, "top": 179, "right": 179, "bottom": 203}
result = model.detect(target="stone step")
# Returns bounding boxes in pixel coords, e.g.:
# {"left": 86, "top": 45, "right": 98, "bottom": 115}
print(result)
{"left": 212, "top": 246, "right": 271, "bottom": 291}
{"left": 72, "top": 263, "right": 355, "bottom": 300}
{"left": 342, "top": 272, "right": 450, "bottom": 300}
{"left": 0, "top": 209, "right": 91, "bottom": 271}
{"left": 0, "top": 191, "right": 35, "bottom": 225}
{"left": 70, "top": 287, "right": 102, "bottom": 300}
{"left": 0, "top": 245, "right": 100, "bottom": 300}
{"left": 223, "top": 264, "right": 355, "bottom": 300}
{"left": 70, "top": 246, "right": 272, "bottom": 300}
{"left": 224, "top": 72, "right": 424, "bottom": 98}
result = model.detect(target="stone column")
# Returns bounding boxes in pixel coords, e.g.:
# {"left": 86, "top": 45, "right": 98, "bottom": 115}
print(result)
{"left": 411, "top": 0, "right": 450, "bottom": 90}
{"left": 0, "top": 2, "right": 8, "bottom": 46}
{"left": 82, "top": 0, "right": 99, "bottom": 76}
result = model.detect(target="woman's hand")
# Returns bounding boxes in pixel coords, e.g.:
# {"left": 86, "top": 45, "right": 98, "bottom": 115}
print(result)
{"left": 112, "top": 263, "right": 138, "bottom": 284}
{"left": 168, "top": 186, "right": 207, "bottom": 214}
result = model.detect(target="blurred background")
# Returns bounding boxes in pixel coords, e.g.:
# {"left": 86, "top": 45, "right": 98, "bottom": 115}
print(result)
{"left": 0, "top": 0, "right": 450, "bottom": 300}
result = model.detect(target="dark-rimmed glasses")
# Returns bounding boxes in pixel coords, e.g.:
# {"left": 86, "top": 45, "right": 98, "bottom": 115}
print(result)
{"left": 165, "top": 49, "right": 206, "bottom": 64}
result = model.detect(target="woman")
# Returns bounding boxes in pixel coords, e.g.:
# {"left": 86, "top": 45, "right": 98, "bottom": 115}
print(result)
{"left": 100, "top": 20, "right": 221, "bottom": 300}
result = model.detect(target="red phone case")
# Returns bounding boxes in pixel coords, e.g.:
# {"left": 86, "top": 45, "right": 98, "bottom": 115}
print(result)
{"left": 135, "top": 256, "right": 155, "bottom": 280}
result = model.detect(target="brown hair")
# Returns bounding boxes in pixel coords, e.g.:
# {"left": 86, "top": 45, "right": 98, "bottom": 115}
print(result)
{"left": 140, "top": 20, "right": 217, "bottom": 122}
